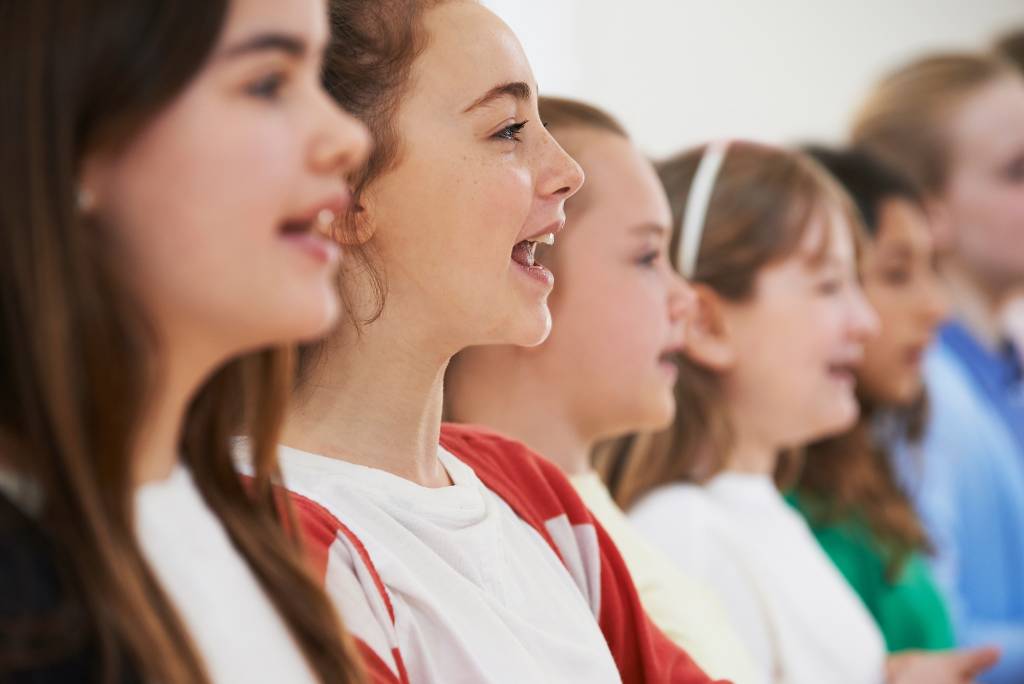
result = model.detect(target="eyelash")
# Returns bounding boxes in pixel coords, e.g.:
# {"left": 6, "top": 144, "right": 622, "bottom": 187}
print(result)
{"left": 494, "top": 121, "right": 529, "bottom": 142}
{"left": 246, "top": 72, "right": 287, "bottom": 100}
{"left": 637, "top": 251, "right": 660, "bottom": 268}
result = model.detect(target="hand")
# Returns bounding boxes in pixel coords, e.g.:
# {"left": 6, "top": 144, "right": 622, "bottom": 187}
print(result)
{"left": 886, "top": 646, "right": 1000, "bottom": 684}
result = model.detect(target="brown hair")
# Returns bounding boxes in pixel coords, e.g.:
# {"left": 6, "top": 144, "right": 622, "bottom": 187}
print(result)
{"left": 995, "top": 29, "right": 1024, "bottom": 74}
{"left": 299, "top": 0, "right": 450, "bottom": 382}
{"left": 0, "top": 2, "right": 363, "bottom": 683}
{"left": 797, "top": 399, "right": 930, "bottom": 579}
{"left": 599, "top": 142, "right": 862, "bottom": 510}
{"left": 795, "top": 146, "right": 932, "bottom": 577}
{"left": 852, "top": 53, "right": 1019, "bottom": 194}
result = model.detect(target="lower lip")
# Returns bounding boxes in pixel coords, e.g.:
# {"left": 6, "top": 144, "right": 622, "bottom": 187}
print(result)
{"left": 282, "top": 233, "right": 342, "bottom": 265}
{"left": 513, "top": 260, "right": 554, "bottom": 288}
{"left": 828, "top": 369, "right": 856, "bottom": 387}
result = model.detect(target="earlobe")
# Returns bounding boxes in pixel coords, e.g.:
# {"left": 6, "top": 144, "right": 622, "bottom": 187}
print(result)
{"left": 684, "top": 285, "right": 737, "bottom": 372}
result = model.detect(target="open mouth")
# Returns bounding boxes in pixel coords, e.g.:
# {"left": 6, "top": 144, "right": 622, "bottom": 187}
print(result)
{"left": 511, "top": 232, "right": 555, "bottom": 269}
{"left": 826, "top": 362, "right": 857, "bottom": 384}
{"left": 278, "top": 209, "right": 340, "bottom": 264}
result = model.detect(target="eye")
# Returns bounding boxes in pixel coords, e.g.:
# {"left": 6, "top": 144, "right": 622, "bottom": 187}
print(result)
{"left": 246, "top": 72, "right": 288, "bottom": 100}
{"left": 817, "top": 278, "right": 843, "bottom": 295}
{"left": 636, "top": 250, "right": 660, "bottom": 268}
{"left": 493, "top": 121, "right": 528, "bottom": 143}
{"left": 880, "top": 266, "right": 911, "bottom": 286}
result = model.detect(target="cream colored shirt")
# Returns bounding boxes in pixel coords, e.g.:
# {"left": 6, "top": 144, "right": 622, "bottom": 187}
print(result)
{"left": 572, "top": 471, "right": 760, "bottom": 684}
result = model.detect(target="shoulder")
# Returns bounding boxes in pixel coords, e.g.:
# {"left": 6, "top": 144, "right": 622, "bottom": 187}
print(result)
{"left": 629, "top": 482, "right": 712, "bottom": 529}
{"left": 439, "top": 423, "right": 588, "bottom": 524}
{"left": 627, "top": 484, "right": 718, "bottom": 567}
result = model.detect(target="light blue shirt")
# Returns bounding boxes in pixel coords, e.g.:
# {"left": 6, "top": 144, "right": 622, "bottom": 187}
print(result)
{"left": 894, "top": 322, "right": 1024, "bottom": 683}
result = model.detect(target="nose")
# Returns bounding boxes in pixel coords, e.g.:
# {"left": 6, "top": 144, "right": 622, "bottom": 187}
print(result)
{"left": 538, "top": 130, "right": 585, "bottom": 202}
{"left": 667, "top": 269, "right": 698, "bottom": 326}
{"left": 310, "top": 89, "right": 372, "bottom": 178}
{"left": 849, "top": 284, "right": 881, "bottom": 342}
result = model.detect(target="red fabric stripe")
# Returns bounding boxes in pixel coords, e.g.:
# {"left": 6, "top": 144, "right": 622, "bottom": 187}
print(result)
{"left": 289, "top": 490, "right": 398, "bottom": 626}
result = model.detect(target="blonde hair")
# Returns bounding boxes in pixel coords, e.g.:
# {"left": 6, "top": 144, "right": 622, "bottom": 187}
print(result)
{"left": 852, "top": 53, "right": 1019, "bottom": 194}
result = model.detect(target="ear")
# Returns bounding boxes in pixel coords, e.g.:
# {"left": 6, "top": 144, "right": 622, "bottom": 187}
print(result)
{"left": 684, "top": 284, "right": 737, "bottom": 372}
{"left": 924, "top": 195, "right": 955, "bottom": 255}
{"left": 334, "top": 183, "right": 379, "bottom": 246}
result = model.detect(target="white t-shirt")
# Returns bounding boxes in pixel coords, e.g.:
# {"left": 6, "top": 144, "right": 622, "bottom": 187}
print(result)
{"left": 273, "top": 443, "right": 623, "bottom": 684}
{"left": 629, "top": 472, "right": 886, "bottom": 684}
{"left": 135, "top": 465, "right": 317, "bottom": 684}
{"left": 572, "top": 471, "right": 761, "bottom": 684}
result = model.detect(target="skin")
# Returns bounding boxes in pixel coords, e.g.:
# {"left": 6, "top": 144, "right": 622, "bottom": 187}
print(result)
{"left": 929, "top": 75, "right": 1024, "bottom": 347}
{"left": 447, "top": 127, "right": 693, "bottom": 476}
{"left": 686, "top": 213, "right": 879, "bottom": 473}
{"left": 282, "top": 1, "right": 584, "bottom": 487}
{"left": 81, "top": 0, "right": 371, "bottom": 483}
{"left": 857, "top": 199, "right": 948, "bottom": 405}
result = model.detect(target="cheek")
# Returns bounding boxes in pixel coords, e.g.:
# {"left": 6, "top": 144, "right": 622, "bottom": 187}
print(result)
{"left": 100, "top": 102, "right": 314, "bottom": 342}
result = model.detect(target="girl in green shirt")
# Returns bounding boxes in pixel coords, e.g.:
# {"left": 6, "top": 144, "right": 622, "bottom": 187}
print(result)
{"left": 789, "top": 146, "right": 954, "bottom": 653}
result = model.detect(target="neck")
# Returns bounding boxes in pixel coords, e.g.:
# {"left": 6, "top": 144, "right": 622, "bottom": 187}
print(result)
{"left": 942, "top": 258, "right": 1011, "bottom": 350}
{"left": 133, "top": 342, "right": 216, "bottom": 486}
{"left": 725, "top": 415, "right": 779, "bottom": 476}
{"left": 447, "top": 349, "right": 593, "bottom": 476}
{"left": 283, "top": 317, "right": 451, "bottom": 488}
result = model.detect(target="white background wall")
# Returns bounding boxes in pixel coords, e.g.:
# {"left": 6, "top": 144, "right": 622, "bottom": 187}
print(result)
{"left": 483, "top": 1, "right": 1024, "bottom": 157}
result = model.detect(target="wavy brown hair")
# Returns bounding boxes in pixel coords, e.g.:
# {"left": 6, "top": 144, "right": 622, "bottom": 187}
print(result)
{"left": 299, "top": 0, "right": 450, "bottom": 382}
{"left": 0, "top": 2, "right": 364, "bottom": 682}
{"left": 796, "top": 147, "right": 933, "bottom": 578}
{"left": 599, "top": 142, "right": 862, "bottom": 510}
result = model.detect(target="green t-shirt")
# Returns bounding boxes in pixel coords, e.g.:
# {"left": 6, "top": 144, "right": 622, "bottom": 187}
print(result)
{"left": 787, "top": 492, "right": 955, "bottom": 653}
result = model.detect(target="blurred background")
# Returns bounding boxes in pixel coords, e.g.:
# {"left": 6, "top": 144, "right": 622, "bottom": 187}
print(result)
{"left": 483, "top": 0, "right": 1024, "bottom": 156}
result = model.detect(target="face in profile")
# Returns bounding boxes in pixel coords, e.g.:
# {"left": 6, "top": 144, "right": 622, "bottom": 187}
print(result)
{"left": 857, "top": 198, "right": 948, "bottom": 405}
{"left": 717, "top": 212, "right": 879, "bottom": 448}
{"left": 535, "top": 128, "right": 693, "bottom": 438}
{"left": 355, "top": 1, "right": 584, "bottom": 352}
{"left": 939, "top": 75, "right": 1024, "bottom": 291}
{"left": 81, "top": 0, "right": 371, "bottom": 365}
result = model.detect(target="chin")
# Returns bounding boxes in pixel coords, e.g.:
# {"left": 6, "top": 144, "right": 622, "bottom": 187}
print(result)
{"left": 503, "top": 306, "right": 552, "bottom": 348}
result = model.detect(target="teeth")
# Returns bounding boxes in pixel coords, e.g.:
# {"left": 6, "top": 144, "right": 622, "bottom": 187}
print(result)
{"left": 532, "top": 232, "right": 555, "bottom": 246}
{"left": 525, "top": 241, "right": 537, "bottom": 266}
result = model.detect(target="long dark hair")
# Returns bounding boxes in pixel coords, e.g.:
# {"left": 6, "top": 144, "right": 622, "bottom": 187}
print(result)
{"left": 796, "top": 147, "right": 932, "bottom": 579}
{"left": 0, "top": 2, "right": 364, "bottom": 682}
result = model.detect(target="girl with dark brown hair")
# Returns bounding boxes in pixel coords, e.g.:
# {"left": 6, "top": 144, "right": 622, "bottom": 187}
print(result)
{"left": 0, "top": 1, "right": 370, "bottom": 682}
{"left": 258, "top": 2, "right": 721, "bottom": 683}
{"left": 790, "top": 146, "right": 954, "bottom": 654}
{"left": 853, "top": 53, "right": 1024, "bottom": 684}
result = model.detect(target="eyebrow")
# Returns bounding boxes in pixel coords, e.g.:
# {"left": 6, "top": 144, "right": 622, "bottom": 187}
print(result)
{"left": 220, "top": 32, "right": 308, "bottom": 60}
{"left": 462, "top": 81, "right": 533, "bottom": 113}
{"left": 631, "top": 223, "right": 669, "bottom": 239}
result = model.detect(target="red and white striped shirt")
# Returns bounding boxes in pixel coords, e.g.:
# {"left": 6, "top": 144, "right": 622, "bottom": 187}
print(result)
{"left": 282, "top": 424, "right": 724, "bottom": 684}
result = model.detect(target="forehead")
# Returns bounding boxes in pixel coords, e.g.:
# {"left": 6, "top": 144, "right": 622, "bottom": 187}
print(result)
{"left": 949, "top": 76, "right": 1024, "bottom": 162}
{"left": 560, "top": 129, "right": 671, "bottom": 230}
{"left": 874, "top": 198, "right": 933, "bottom": 253}
{"left": 797, "top": 207, "right": 856, "bottom": 266}
{"left": 219, "top": 0, "right": 327, "bottom": 45}
{"left": 410, "top": 2, "right": 535, "bottom": 112}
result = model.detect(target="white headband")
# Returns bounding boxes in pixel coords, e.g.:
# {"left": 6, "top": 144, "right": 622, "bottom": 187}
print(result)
{"left": 677, "top": 140, "right": 730, "bottom": 279}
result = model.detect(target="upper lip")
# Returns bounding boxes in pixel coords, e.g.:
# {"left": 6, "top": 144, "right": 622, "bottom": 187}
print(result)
{"left": 518, "top": 218, "right": 566, "bottom": 243}
{"left": 284, "top": 192, "right": 352, "bottom": 230}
